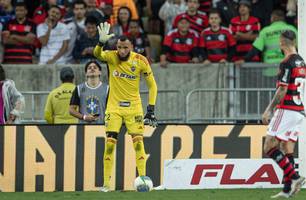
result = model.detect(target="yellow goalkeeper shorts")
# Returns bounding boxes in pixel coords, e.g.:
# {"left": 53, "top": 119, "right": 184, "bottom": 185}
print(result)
{"left": 105, "top": 106, "right": 144, "bottom": 134}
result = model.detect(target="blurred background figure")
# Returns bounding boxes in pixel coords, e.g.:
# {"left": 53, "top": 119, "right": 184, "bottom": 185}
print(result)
{"left": 160, "top": 15, "right": 199, "bottom": 68}
{"left": 126, "top": 19, "right": 151, "bottom": 62}
{"left": 159, "top": 0, "right": 187, "bottom": 35}
{"left": 111, "top": 6, "right": 132, "bottom": 36}
{"left": 73, "top": 16, "right": 99, "bottom": 63}
{"left": 44, "top": 67, "right": 77, "bottom": 124}
{"left": 2, "top": 2, "right": 36, "bottom": 64}
{"left": 65, "top": 0, "right": 87, "bottom": 63}
{"left": 32, "top": 0, "right": 66, "bottom": 25}
{"left": 230, "top": 0, "right": 261, "bottom": 62}
{"left": 110, "top": 0, "right": 138, "bottom": 25}
{"left": 0, "top": 0, "right": 15, "bottom": 26}
{"left": 0, "top": 64, "right": 25, "bottom": 124}
{"left": 199, "top": 9, "right": 236, "bottom": 64}
{"left": 37, "top": 5, "right": 69, "bottom": 64}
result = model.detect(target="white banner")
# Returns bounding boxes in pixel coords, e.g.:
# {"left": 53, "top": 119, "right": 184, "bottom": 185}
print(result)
{"left": 164, "top": 159, "right": 285, "bottom": 189}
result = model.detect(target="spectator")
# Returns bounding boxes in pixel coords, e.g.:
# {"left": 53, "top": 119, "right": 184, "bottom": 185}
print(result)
{"left": 37, "top": 5, "right": 70, "bottom": 64}
{"left": 0, "top": 0, "right": 14, "bottom": 25}
{"left": 44, "top": 67, "right": 77, "bottom": 124}
{"left": 213, "top": 0, "right": 238, "bottom": 27}
{"left": 229, "top": 0, "right": 260, "bottom": 62}
{"left": 160, "top": 15, "right": 199, "bottom": 68}
{"left": 146, "top": 0, "right": 165, "bottom": 35}
{"left": 199, "top": 0, "right": 212, "bottom": 13}
{"left": 65, "top": 0, "right": 87, "bottom": 63}
{"left": 69, "top": 60, "right": 108, "bottom": 124}
{"left": 236, "top": 9, "right": 297, "bottom": 65}
{"left": 172, "top": 0, "right": 208, "bottom": 35}
{"left": 250, "top": 0, "right": 277, "bottom": 28}
{"left": 111, "top": 6, "right": 132, "bottom": 36}
{"left": 85, "top": 0, "right": 106, "bottom": 23}
{"left": 110, "top": 0, "right": 138, "bottom": 25}
{"left": 199, "top": 9, "right": 236, "bottom": 64}
{"left": 0, "top": 64, "right": 25, "bottom": 124}
{"left": 158, "top": 0, "right": 187, "bottom": 35}
{"left": 72, "top": 16, "right": 99, "bottom": 63}
{"left": 126, "top": 20, "right": 151, "bottom": 61}
{"left": 32, "top": 0, "right": 66, "bottom": 25}
{"left": 0, "top": 22, "right": 3, "bottom": 63}
{"left": 2, "top": 2, "right": 36, "bottom": 64}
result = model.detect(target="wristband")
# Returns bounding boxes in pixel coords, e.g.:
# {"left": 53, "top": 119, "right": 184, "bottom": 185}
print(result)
{"left": 83, "top": 115, "right": 86, "bottom": 120}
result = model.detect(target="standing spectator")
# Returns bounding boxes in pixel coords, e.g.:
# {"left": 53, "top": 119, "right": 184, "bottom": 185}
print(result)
{"left": 126, "top": 20, "right": 151, "bottom": 61}
{"left": 44, "top": 67, "right": 77, "bottom": 124}
{"left": 172, "top": 0, "right": 208, "bottom": 35}
{"left": 73, "top": 16, "right": 99, "bottom": 63}
{"left": 110, "top": 0, "right": 138, "bottom": 25}
{"left": 65, "top": 0, "right": 87, "bottom": 63}
{"left": 111, "top": 6, "right": 132, "bottom": 36}
{"left": 0, "top": 0, "right": 14, "bottom": 26}
{"left": 198, "top": 0, "right": 212, "bottom": 13}
{"left": 199, "top": 9, "right": 236, "bottom": 64}
{"left": 0, "top": 64, "right": 25, "bottom": 124}
{"left": 213, "top": 0, "right": 238, "bottom": 27}
{"left": 158, "top": 0, "right": 187, "bottom": 35}
{"left": 2, "top": 2, "right": 36, "bottom": 64}
{"left": 160, "top": 15, "right": 199, "bottom": 68}
{"left": 85, "top": 0, "right": 106, "bottom": 23}
{"left": 251, "top": 0, "right": 277, "bottom": 28}
{"left": 69, "top": 61, "right": 108, "bottom": 124}
{"left": 32, "top": 0, "right": 66, "bottom": 25}
{"left": 229, "top": 0, "right": 260, "bottom": 62}
{"left": 37, "top": 5, "right": 70, "bottom": 64}
{"left": 236, "top": 9, "right": 297, "bottom": 65}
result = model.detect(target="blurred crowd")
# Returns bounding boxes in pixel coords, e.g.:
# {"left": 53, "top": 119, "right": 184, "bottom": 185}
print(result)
{"left": 0, "top": 0, "right": 298, "bottom": 66}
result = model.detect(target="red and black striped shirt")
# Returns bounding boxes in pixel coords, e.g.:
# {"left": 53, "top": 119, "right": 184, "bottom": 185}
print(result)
{"left": 173, "top": 11, "right": 208, "bottom": 34}
{"left": 199, "top": 0, "right": 212, "bottom": 13}
{"left": 199, "top": 27, "right": 236, "bottom": 62}
{"left": 277, "top": 54, "right": 306, "bottom": 112}
{"left": 162, "top": 29, "right": 199, "bottom": 63}
{"left": 230, "top": 16, "right": 261, "bottom": 61}
{"left": 3, "top": 19, "right": 36, "bottom": 64}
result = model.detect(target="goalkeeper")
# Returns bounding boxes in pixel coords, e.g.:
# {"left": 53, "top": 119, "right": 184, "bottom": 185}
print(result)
{"left": 93, "top": 22, "right": 158, "bottom": 192}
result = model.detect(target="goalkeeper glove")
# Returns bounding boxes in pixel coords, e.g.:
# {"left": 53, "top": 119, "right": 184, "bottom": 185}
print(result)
{"left": 144, "top": 105, "right": 158, "bottom": 127}
{"left": 97, "top": 22, "right": 114, "bottom": 44}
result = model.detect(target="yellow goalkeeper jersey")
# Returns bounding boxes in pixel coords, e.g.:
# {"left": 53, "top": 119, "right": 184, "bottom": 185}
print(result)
{"left": 94, "top": 46, "right": 157, "bottom": 111}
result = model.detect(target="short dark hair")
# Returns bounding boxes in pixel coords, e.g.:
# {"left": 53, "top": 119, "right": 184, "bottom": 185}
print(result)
{"left": 281, "top": 30, "right": 296, "bottom": 41}
{"left": 85, "top": 16, "right": 98, "bottom": 26}
{"left": 15, "top": 2, "right": 27, "bottom": 9}
{"left": 73, "top": 0, "right": 86, "bottom": 9}
{"left": 0, "top": 65, "right": 6, "bottom": 81}
{"left": 85, "top": 60, "right": 102, "bottom": 72}
{"left": 271, "top": 9, "right": 285, "bottom": 21}
{"left": 118, "top": 35, "right": 131, "bottom": 42}
{"left": 209, "top": 8, "right": 221, "bottom": 17}
{"left": 129, "top": 19, "right": 140, "bottom": 25}
{"left": 49, "top": 5, "right": 62, "bottom": 12}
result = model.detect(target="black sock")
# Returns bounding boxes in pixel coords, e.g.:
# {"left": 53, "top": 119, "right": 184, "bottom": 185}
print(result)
{"left": 283, "top": 154, "right": 295, "bottom": 193}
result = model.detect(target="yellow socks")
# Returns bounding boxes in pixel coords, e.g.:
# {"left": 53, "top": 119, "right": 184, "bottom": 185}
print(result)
{"left": 103, "top": 138, "right": 117, "bottom": 187}
{"left": 132, "top": 136, "right": 147, "bottom": 176}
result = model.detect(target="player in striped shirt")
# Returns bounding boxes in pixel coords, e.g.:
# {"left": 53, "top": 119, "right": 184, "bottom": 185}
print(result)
{"left": 262, "top": 30, "right": 306, "bottom": 198}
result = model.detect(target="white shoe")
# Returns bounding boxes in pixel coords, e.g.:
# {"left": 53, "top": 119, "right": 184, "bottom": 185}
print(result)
{"left": 270, "top": 191, "right": 290, "bottom": 198}
{"left": 99, "top": 186, "right": 110, "bottom": 192}
{"left": 289, "top": 176, "right": 306, "bottom": 196}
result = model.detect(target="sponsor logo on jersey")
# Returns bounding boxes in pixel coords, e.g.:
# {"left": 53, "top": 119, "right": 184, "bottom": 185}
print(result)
{"left": 218, "top": 34, "right": 225, "bottom": 41}
{"left": 186, "top": 38, "right": 193, "bottom": 45}
{"left": 196, "top": 18, "right": 203, "bottom": 25}
{"left": 113, "top": 70, "right": 136, "bottom": 80}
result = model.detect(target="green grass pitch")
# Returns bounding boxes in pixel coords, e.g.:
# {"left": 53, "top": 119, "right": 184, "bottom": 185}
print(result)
{"left": 0, "top": 189, "right": 305, "bottom": 200}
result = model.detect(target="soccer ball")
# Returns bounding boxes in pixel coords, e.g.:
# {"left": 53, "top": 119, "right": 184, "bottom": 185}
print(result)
{"left": 134, "top": 176, "right": 153, "bottom": 192}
